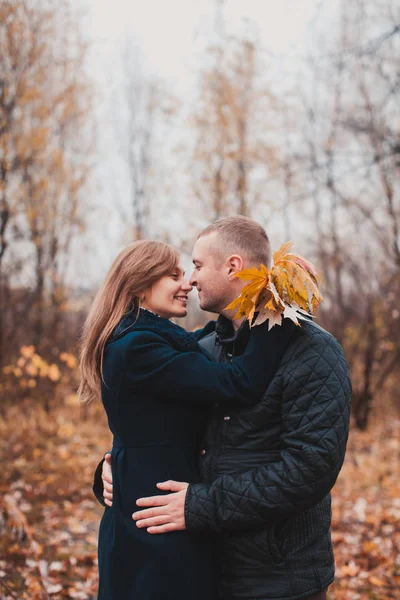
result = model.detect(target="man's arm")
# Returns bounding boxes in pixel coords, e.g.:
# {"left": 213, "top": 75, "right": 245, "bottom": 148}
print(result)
{"left": 133, "top": 330, "right": 351, "bottom": 533}
{"left": 184, "top": 331, "right": 352, "bottom": 532}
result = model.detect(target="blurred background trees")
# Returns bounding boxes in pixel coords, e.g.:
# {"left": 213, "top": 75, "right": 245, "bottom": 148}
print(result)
{"left": 0, "top": 1, "right": 399, "bottom": 597}
{"left": 0, "top": 0, "right": 399, "bottom": 429}
{"left": 0, "top": 0, "right": 92, "bottom": 387}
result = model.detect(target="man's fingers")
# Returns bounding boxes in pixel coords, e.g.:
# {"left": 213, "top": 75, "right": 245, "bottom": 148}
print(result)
{"left": 136, "top": 515, "right": 171, "bottom": 528}
{"left": 136, "top": 495, "right": 169, "bottom": 508}
{"left": 132, "top": 507, "right": 165, "bottom": 520}
{"left": 104, "top": 498, "right": 113, "bottom": 508}
{"left": 147, "top": 523, "right": 178, "bottom": 534}
{"left": 156, "top": 480, "right": 188, "bottom": 492}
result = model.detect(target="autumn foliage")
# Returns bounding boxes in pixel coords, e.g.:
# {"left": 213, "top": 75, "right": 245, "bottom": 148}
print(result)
{"left": 0, "top": 0, "right": 399, "bottom": 597}
{"left": 225, "top": 241, "right": 323, "bottom": 329}
{"left": 0, "top": 396, "right": 399, "bottom": 599}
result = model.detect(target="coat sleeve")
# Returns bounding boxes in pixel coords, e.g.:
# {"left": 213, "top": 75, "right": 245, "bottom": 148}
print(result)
{"left": 184, "top": 331, "right": 352, "bottom": 531}
{"left": 92, "top": 457, "right": 106, "bottom": 507}
{"left": 124, "top": 321, "right": 295, "bottom": 407}
{"left": 191, "top": 320, "right": 216, "bottom": 340}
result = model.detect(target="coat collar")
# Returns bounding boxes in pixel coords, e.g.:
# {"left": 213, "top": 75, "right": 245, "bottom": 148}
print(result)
{"left": 109, "top": 307, "right": 200, "bottom": 352}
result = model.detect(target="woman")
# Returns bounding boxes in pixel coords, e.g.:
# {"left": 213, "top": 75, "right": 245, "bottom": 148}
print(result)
{"left": 78, "top": 240, "right": 290, "bottom": 600}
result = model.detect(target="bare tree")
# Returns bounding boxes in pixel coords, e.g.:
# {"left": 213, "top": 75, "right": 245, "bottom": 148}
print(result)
{"left": 191, "top": 14, "right": 279, "bottom": 221}
{"left": 0, "top": 0, "right": 93, "bottom": 361}
{"left": 296, "top": 0, "right": 400, "bottom": 427}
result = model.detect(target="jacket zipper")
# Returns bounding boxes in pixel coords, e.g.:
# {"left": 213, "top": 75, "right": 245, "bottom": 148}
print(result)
{"left": 209, "top": 346, "right": 234, "bottom": 480}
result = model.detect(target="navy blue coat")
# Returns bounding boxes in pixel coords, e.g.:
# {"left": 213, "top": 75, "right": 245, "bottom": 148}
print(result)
{"left": 97, "top": 309, "right": 294, "bottom": 600}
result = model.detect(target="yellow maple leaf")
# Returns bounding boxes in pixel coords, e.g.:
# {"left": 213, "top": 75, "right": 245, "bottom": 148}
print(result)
{"left": 273, "top": 241, "right": 294, "bottom": 264}
{"left": 225, "top": 264, "right": 269, "bottom": 319}
{"left": 224, "top": 241, "right": 323, "bottom": 329}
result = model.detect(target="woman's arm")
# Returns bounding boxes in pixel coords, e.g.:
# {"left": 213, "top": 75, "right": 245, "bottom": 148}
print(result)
{"left": 124, "top": 320, "right": 295, "bottom": 407}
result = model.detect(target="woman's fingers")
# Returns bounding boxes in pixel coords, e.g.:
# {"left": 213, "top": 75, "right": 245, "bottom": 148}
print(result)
{"left": 104, "top": 481, "right": 113, "bottom": 494}
{"left": 103, "top": 480, "right": 113, "bottom": 498}
{"left": 102, "top": 454, "right": 113, "bottom": 486}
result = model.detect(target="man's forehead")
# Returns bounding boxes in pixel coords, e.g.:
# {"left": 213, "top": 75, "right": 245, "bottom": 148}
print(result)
{"left": 192, "top": 233, "right": 219, "bottom": 260}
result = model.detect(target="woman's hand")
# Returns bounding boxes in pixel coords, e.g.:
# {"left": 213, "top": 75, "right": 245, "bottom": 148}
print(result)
{"left": 132, "top": 481, "right": 189, "bottom": 533}
{"left": 102, "top": 453, "right": 113, "bottom": 507}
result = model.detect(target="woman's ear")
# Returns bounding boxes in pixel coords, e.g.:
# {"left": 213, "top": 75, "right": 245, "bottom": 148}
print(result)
{"left": 226, "top": 255, "right": 244, "bottom": 280}
{"left": 137, "top": 289, "right": 147, "bottom": 302}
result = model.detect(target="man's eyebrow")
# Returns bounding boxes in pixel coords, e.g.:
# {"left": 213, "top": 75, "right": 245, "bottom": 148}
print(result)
{"left": 192, "top": 259, "right": 202, "bottom": 265}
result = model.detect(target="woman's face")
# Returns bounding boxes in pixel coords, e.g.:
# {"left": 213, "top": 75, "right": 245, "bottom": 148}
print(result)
{"left": 141, "top": 265, "right": 192, "bottom": 319}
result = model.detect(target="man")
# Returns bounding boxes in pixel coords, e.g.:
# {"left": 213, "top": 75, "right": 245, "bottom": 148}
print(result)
{"left": 94, "top": 216, "right": 352, "bottom": 600}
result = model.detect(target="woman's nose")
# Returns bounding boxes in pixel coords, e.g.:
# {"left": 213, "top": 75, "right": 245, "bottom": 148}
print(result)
{"left": 181, "top": 279, "right": 193, "bottom": 292}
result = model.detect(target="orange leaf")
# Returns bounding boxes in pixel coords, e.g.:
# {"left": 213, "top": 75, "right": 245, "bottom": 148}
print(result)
{"left": 368, "top": 575, "right": 386, "bottom": 587}
{"left": 273, "top": 241, "right": 294, "bottom": 264}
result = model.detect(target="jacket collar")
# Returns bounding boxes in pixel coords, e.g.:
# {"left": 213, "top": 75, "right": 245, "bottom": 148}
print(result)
{"left": 215, "top": 315, "right": 249, "bottom": 355}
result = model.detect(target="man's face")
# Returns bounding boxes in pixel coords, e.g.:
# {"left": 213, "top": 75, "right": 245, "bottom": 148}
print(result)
{"left": 190, "top": 233, "right": 237, "bottom": 314}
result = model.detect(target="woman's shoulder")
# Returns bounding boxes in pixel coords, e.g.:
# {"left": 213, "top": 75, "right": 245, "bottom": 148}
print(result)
{"left": 108, "top": 309, "right": 200, "bottom": 353}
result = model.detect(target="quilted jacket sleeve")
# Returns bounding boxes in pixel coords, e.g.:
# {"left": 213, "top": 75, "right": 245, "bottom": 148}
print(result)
{"left": 184, "top": 327, "right": 352, "bottom": 532}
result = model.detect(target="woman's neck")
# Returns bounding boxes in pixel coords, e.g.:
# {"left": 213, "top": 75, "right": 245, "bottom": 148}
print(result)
{"left": 140, "top": 306, "right": 162, "bottom": 318}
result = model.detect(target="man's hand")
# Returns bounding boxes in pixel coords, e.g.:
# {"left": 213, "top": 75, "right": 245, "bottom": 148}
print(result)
{"left": 132, "top": 481, "right": 189, "bottom": 534}
{"left": 102, "top": 453, "right": 113, "bottom": 507}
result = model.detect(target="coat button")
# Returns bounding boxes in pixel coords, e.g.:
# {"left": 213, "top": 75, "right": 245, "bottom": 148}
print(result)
{"left": 200, "top": 449, "right": 206, "bottom": 455}
{"left": 224, "top": 416, "right": 231, "bottom": 421}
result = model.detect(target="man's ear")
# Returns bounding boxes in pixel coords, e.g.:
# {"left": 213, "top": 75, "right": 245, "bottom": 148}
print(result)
{"left": 226, "top": 255, "right": 244, "bottom": 280}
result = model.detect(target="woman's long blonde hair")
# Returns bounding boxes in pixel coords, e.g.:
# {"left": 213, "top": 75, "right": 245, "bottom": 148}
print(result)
{"left": 78, "top": 240, "right": 180, "bottom": 404}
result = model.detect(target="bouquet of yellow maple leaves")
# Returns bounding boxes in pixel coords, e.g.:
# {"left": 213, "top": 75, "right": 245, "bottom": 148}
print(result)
{"left": 225, "top": 241, "right": 323, "bottom": 329}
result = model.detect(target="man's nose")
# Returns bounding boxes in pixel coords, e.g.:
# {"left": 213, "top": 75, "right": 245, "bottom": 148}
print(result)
{"left": 189, "top": 271, "right": 197, "bottom": 287}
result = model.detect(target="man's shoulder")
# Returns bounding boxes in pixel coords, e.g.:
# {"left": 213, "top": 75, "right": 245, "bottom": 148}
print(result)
{"left": 295, "top": 318, "right": 340, "bottom": 344}
{"left": 285, "top": 318, "right": 346, "bottom": 364}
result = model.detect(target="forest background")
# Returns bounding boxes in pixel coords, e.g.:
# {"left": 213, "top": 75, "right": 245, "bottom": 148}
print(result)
{"left": 0, "top": 0, "right": 399, "bottom": 598}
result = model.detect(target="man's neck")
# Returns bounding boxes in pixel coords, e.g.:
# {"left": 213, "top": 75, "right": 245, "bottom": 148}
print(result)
{"left": 232, "top": 317, "right": 245, "bottom": 331}
{"left": 219, "top": 310, "right": 245, "bottom": 331}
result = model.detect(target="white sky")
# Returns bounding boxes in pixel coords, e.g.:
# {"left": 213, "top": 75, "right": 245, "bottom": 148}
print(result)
{"left": 74, "top": 0, "right": 329, "bottom": 287}
{"left": 87, "top": 0, "right": 318, "bottom": 81}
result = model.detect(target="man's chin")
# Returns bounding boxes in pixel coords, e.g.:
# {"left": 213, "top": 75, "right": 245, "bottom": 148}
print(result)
{"left": 199, "top": 300, "right": 218, "bottom": 314}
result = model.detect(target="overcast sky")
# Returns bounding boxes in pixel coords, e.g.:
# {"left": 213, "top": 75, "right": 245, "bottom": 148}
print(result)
{"left": 87, "top": 0, "right": 319, "bottom": 79}
{"left": 73, "top": 0, "right": 333, "bottom": 287}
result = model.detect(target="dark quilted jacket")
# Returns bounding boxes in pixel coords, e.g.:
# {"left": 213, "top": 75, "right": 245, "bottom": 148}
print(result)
{"left": 185, "top": 316, "right": 352, "bottom": 600}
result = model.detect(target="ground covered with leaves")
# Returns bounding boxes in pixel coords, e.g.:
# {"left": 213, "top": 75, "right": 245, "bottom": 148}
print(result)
{"left": 0, "top": 401, "right": 398, "bottom": 600}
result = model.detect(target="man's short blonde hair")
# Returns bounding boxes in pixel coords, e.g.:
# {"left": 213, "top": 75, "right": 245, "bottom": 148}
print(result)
{"left": 198, "top": 216, "right": 271, "bottom": 267}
